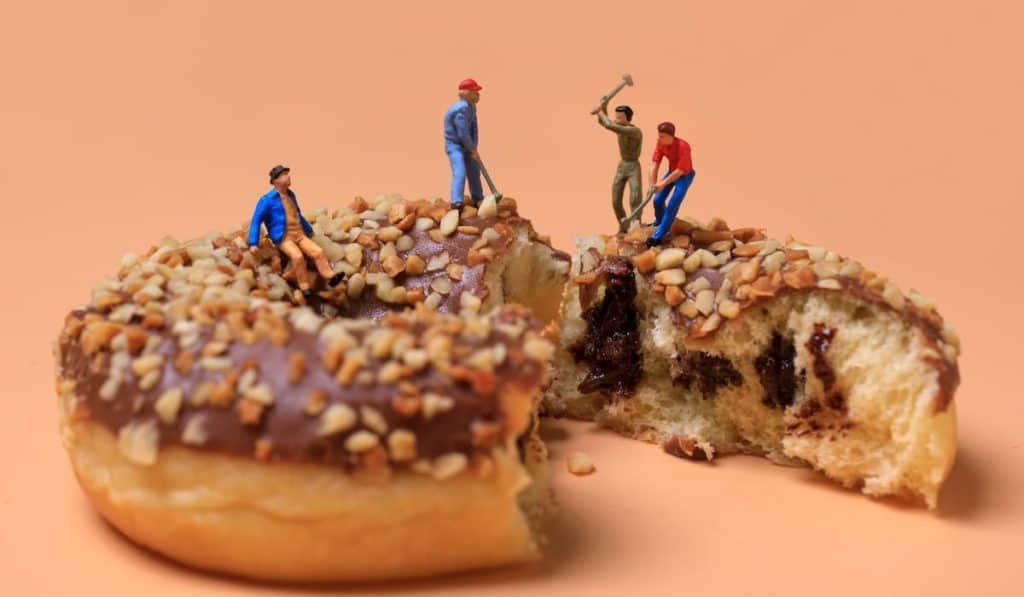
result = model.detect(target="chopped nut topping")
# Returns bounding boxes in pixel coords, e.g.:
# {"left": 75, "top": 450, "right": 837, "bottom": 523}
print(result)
{"left": 360, "top": 405, "right": 389, "bottom": 434}
{"left": 432, "top": 452, "right": 468, "bottom": 480}
{"left": 117, "top": 419, "right": 159, "bottom": 466}
{"left": 567, "top": 451, "right": 596, "bottom": 476}
{"left": 422, "top": 392, "right": 455, "bottom": 420}
{"left": 312, "top": 403, "right": 356, "bottom": 436}
{"left": 181, "top": 415, "right": 207, "bottom": 445}
{"left": 654, "top": 268, "right": 686, "bottom": 286}
{"left": 345, "top": 430, "right": 380, "bottom": 452}
{"left": 387, "top": 429, "right": 417, "bottom": 461}
{"left": 439, "top": 209, "right": 460, "bottom": 236}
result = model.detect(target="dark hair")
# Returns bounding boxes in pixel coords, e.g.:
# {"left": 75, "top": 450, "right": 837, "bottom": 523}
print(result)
{"left": 614, "top": 105, "right": 634, "bottom": 121}
{"left": 657, "top": 121, "right": 676, "bottom": 136}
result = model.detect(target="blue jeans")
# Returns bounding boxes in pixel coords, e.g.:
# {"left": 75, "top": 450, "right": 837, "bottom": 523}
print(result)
{"left": 651, "top": 169, "right": 696, "bottom": 241}
{"left": 446, "top": 145, "right": 484, "bottom": 206}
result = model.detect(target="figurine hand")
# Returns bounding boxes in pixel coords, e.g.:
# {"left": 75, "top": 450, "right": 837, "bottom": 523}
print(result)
{"left": 470, "top": 149, "right": 481, "bottom": 163}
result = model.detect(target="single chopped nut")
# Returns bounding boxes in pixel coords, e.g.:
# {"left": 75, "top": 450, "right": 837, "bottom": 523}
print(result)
{"left": 447, "top": 263, "right": 464, "bottom": 281}
{"left": 81, "top": 321, "right": 121, "bottom": 355}
{"left": 345, "top": 430, "right": 380, "bottom": 452}
{"left": 243, "top": 383, "right": 274, "bottom": 405}
{"left": 405, "top": 254, "right": 426, "bottom": 276}
{"left": 426, "top": 251, "right": 450, "bottom": 271}
{"left": 336, "top": 350, "right": 367, "bottom": 385}
{"left": 439, "top": 209, "right": 460, "bottom": 236}
{"left": 718, "top": 299, "right": 741, "bottom": 319}
{"left": 382, "top": 255, "right": 405, "bottom": 278}
{"left": 387, "top": 429, "right": 417, "bottom": 461}
{"left": 632, "top": 250, "right": 657, "bottom": 273}
{"left": 817, "top": 278, "right": 842, "bottom": 290}
{"left": 318, "top": 403, "right": 357, "bottom": 435}
{"left": 654, "top": 268, "right": 686, "bottom": 286}
{"left": 360, "top": 405, "right": 389, "bottom": 434}
{"left": 305, "top": 388, "right": 328, "bottom": 416}
{"left": 379, "top": 361, "right": 408, "bottom": 384}
{"left": 656, "top": 248, "right": 688, "bottom": 270}
{"left": 432, "top": 452, "right": 468, "bottom": 480}
{"left": 883, "top": 282, "right": 906, "bottom": 310}
{"left": 117, "top": 419, "right": 159, "bottom": 466}
{"left": 700, "top": 312, "right": 723, "bottom": 334}
{"left": 235, "top": 397, "right": 265, "bottom": 425}
{"left": 682, "top": 250, "right": 703, "bottom": 273}
{"left": 422, "top": 392, "right": 455, "bottom": 420}
{"left": 288, "top": 352, "right": 307, "bottom": 384}
{"left": 567, "top": 451, "right": 596, "bottom": 476}
{"left": 695, "top": 289, "right": 715, "bottom": 316}
{"left": 665, "top": 285, "right": 684, "bottom": 306}
{"left": 138, "top": 369, "right": 161, "bottom": 391}
{"left": 377, "top": 226, "right": 402, "bottom": 242}
{"left": 254, "top": 439, "right": 272, "bottom": 461}
{"left": 181, "top": 415, "right": 207, "bottom": 446}
{"left": 430, "top": 277, "right": 453, "bottom": 295}
{"left": 679, "top": 300, "right": 699, "bottom": 319}
{"left": 402, "top": 348, "right": 428, "bottom": 370}
{"left": 130, "top": 353, "right": 163, "bottom": 377}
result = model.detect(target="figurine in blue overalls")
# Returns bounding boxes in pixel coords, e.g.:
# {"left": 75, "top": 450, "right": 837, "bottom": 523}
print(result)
{"left": 443, "top": 78, "right": 484, "bottom": 208}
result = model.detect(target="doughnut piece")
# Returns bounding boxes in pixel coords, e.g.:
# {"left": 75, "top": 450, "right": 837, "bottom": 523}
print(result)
{"left": 53, "top": 193, "right": 567, "bottom": 582}
{"left": 546, "top": 219, "right": 960, "bottom": 508}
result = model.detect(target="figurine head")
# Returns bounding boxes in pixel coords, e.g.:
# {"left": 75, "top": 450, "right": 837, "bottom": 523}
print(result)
{"left": 458, "top": 78, "right": 483, "bottom": 104}
{"left": 656, "top": 121, "right": 676, "bottom": 145}
{"left": 614, "top": 105, "right": 634, "bottom": 125}
{"left": 268, "top": 165, "right": 291, "bottom": 188}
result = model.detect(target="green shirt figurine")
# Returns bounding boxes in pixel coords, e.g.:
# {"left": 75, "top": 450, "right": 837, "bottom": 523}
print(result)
{"left": 597, "top": 102, "right": 643, "bottom": 232}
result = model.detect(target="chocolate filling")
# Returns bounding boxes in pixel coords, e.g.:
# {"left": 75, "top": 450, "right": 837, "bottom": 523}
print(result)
{"left": 755, "top": 332, "right": 801, "bottom": 409}
{"left": 672, "top": 352, "right": 742, "bottom": 400}
{"left": 806, "top": 323, "right": 844, "bottom": 410}
{"left": 570, "top": 256, "right": 642, "bottom": 397}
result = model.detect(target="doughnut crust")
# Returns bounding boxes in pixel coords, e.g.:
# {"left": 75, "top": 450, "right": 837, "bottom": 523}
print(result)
{"left": 53, "top": 194, "right": 566, "bottom": 581}
{"left": 545, "top": 219, "right": 960, "bottom": 508}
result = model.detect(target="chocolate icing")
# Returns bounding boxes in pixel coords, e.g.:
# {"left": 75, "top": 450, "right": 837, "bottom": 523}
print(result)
{"left": 59, "top": 308, "right": 545, "bottom": 468}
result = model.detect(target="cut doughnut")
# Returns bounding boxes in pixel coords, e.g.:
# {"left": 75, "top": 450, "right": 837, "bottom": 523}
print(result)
{"left": 545, "top": 219, "right": 960, "bottom": 508}
{"left": 53, "top": 194, "right": 568, "bottom": 581}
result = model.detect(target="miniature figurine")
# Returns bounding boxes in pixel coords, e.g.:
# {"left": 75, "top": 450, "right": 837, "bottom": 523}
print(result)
{"left": 444, "top": 78, "right": 484, "bottom": 208}
{"left": 247, "top": 165, "right": 344, "bottom": 300}
{"left": 645, "top": 122, "right": 695, "bottom": 247}
{"left": 596, "top": 101, "right": 643, "bottom": 233}
{"left": 590, "top": 74, "right": 641, "bottom": 232}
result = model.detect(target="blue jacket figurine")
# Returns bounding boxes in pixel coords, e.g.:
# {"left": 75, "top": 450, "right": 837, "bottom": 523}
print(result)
{"left": 443, "top": 78, "right": 484, "bottom": 207}
{"left": 247, "top": 165, "right": 342, "bottom": 297}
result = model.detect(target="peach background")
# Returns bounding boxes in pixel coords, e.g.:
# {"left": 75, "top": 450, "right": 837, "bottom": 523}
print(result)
{"left": 2, "top": 0, "right": 1022, "bottom": 594}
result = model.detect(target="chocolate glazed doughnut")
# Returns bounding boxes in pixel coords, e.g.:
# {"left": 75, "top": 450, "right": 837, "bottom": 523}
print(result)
{"left": 54, "top": 195, "right": 569, "bottom": 582}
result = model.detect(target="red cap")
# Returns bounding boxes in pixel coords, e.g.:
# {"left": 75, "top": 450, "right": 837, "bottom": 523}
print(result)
{"left": 458, "top": 78, "right": 483, "bottom": 91}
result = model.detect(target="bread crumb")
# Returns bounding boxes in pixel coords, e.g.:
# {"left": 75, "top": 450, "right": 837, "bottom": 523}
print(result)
{"left": 567, "top": 451, "right": 596, "bottom": 476}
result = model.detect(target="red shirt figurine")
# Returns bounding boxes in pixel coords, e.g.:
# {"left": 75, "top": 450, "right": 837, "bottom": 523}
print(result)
{"left": 651, "top": 136, "right": 693, "bottom": 176}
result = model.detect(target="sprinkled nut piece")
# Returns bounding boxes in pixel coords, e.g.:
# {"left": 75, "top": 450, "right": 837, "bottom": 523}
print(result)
{"left": 387, "top": 429, "right": 417, "bottom": 461}
{"left": 118, "top": 419, "right": 159, "bottom": 466}
{"left": 432, "top": 452, "right": 468, "bottom": 480}
{"left": 318, "top": 403, "right": 356, "bottom": 436}
{"left": 567, "top": 451, "right": 596, "bottom": 476}
{"left": 153, "top": 388, "right": 183, "bottom": 424}
{"left": 439, "top": 209, "right": 460, "bottom": 237}
{"left": 345, "top": 430, "right": 380, "bottom": 452}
